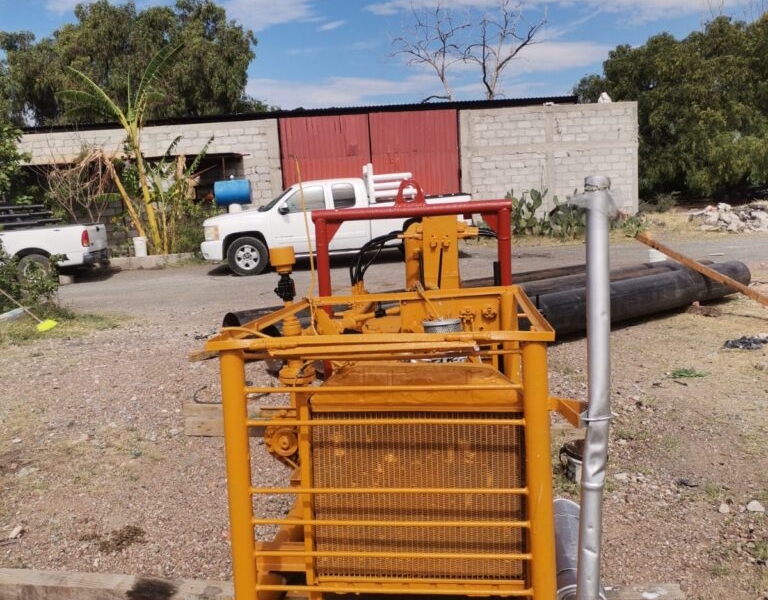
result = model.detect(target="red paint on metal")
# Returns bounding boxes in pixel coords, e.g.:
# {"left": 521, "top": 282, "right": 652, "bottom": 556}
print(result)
{"left": 280, "top": 114, "right": 371, "bottom": 187}
{"left": 312, "top": 198, "right": 513, "bottom": 297}
{"left": 369, "top": 110, "right": 460, "bottom": 195}
{"left": 277, "top": 110, "right": 460, "bottom": 193}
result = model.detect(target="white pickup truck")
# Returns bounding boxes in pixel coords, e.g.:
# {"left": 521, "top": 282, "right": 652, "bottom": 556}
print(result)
{"left": 201, "top": 165, "right": 472, "bottom": 275}
{"left": 0, "top": 204, "right": 109, "bottom": 276}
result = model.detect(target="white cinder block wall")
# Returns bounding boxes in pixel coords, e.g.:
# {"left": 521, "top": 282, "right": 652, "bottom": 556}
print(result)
{"left": 21, "top": 101, "right": 638, "bottom": 215}
{"left": 460, "top": 102, "right": 638, "bottom": 214}
{"left": 19, "top": 119, "right": 284, "bottom": 202}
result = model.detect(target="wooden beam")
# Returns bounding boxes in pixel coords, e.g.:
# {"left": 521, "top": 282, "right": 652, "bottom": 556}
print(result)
{"left": 0, "top": 568, "right": 232, "bottom": 600}
{"left": 635, "top": 232, "right": 767, "bottom": 307}
{"left": 607, "top": 583, "right": 685, "bottom": 599}
{"left": 183, "top": 403, "right": 264, "bottom": 437}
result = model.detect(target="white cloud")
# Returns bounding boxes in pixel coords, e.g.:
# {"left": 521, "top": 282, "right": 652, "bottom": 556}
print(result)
{"left": 44, "top": 0, "right": 80, "bottom": 15}
{"left": 318, "top": 20, "right": 347, "bottom": 32}
{"left": 366, "top": 0, "right": 501, "bottom": 16}
{"left": 247, "top": 74, "right": 445, "bottom": 109}
{"left": 566, "top": 0, "right": 742, "bottom": 24}
{"left": 221, "top": 0, "right": 318, "bottom": 31}
{"left": 511, "top": 40, "right": 612, "bottom": 74}
{"left": 366, "top": 0, "right": 744, "bottom": 25}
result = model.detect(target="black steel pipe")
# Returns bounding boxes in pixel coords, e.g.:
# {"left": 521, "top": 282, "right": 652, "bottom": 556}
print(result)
{"left": 536, "top": 260, "right": 751, "bottom": 336}
{"left": 222, "top": 261, "right": 750, "bottom": 336}
{"left": 520, "top": 261, "right": 684, "bottom": 297}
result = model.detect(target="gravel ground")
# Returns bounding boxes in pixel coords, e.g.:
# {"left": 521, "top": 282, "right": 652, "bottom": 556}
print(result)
{"left": 1, "top": 231, "right": 767, "bottom": 599}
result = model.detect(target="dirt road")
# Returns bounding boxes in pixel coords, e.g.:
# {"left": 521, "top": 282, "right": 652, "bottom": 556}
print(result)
{"left": 57, "top": 232, "right": 768, "bottom": 325}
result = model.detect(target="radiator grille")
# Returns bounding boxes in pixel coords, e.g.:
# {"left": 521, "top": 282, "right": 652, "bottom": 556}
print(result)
{"left": 311, "top": 411, "right": 527, "bottom": 580}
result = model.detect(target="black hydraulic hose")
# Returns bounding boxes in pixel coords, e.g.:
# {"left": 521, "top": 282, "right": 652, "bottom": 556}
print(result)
{"left": 350, "top": 230, "right": 402, "bottom": 285}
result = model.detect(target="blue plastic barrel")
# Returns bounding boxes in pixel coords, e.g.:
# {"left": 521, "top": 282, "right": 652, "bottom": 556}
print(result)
{"left": 214, "top": 179, "right": 251, "bottom": 205}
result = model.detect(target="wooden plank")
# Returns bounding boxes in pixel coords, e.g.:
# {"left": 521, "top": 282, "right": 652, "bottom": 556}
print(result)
{"left": 182, "top": 403, "right": 264, "bottom": 437}
{"left": 183, "top": 402, "right": 224, "bottom": 418}
{"left": 184, "top": 416, "right": 227, "bottom": 437}
{"left": 607, "top": 583, "right": 685, "bottom": 599}
{"left": 188, "top": 348, "right": 218, "bottom": 362}
{"left": 636, "top": 232, "right": 768, "bottom": 307}
{"left": 0, "top": 568, "right": 232, "bottom": 600}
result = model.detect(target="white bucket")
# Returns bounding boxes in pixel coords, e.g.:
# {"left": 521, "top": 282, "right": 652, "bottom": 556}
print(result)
{"left": 132, "top": 236, "right": 148, "bottom": 257}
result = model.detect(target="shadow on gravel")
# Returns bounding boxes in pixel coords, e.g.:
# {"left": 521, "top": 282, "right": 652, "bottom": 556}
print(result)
{"left": 60, "top": 264, "right": 120, "bottom": 283}
{"left": 206, "top": 249, "right": 408, "bottom": 277}
{"left": 205, "top": 264, "right": 235, "bottom": 277}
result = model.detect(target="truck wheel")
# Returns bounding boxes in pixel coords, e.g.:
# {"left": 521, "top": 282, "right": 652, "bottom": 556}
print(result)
{"left": 18, "top": 253, "right": 54, "bottom": 281}
{"left": 227, "top": 237, "right": 269, "bottom": 276}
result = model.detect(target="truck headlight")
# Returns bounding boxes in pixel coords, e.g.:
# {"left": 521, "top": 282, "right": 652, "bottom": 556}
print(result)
{"left": 204, "top": 225, "right": 219, "bottom": 242}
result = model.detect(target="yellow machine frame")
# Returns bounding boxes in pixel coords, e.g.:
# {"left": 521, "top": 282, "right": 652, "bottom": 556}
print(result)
{"left": 205, "top": 198, "right": 583, "bottom": 600}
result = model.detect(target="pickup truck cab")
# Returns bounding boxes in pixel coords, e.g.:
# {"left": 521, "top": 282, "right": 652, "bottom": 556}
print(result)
{"left": 201, "top": 165, "right": 471, "bottom": 275}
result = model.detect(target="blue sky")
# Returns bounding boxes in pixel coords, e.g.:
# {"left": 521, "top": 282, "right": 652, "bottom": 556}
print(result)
{"left": 0, "top": 0, "right": 757, "bottom": 109}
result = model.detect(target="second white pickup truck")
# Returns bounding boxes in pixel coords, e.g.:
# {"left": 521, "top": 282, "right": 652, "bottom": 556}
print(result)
{"left": 201, "top": 165, "right": 472, "bottom": 275}
{"left": 0, "top": 204, "right": 109, "bottom": 277}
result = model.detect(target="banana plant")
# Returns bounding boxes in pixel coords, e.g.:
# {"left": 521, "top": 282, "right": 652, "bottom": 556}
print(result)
{"left": 147, "top": 135, "right": 214, "bottom": 254}
{"left": 59, "top": 42, "right": 184, "bottom": 254}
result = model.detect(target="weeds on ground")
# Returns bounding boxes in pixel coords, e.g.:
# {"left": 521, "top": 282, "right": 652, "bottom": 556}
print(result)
{"left": 709, "top": 562, "right": 733, "bottom": 578}
{"left": 639, "top": 191, "right": 680, "bottom": 214}
{"left": 0, "top": 310, "right": 122, "bottom": 345}
{"left": 750, "top": 540, "right": 768, "bottom": 563}
{"left": 669, "top": 367, "right": 708, "bottom": 378}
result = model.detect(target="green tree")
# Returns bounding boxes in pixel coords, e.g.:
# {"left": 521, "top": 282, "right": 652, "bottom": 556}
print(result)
{"left": 573, "top": 16, "right": 768, "bottom": 199}
{"left": 0, "top": 123, "right": 32, "bottom": 203}
{"left": 0, "top": 0, "right": 264, "bottom": 126}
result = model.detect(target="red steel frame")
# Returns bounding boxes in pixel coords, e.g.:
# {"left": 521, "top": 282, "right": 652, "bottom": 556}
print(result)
{"left": 311, "top": 180, "right": 513, "bottom": 297}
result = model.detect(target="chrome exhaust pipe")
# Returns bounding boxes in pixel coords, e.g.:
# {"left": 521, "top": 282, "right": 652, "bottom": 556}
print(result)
{"left": 554, "top": 498, "right": 607, "bottom": 600}
{"left": 568, "top": 175, "right": 618, "bottom": 600}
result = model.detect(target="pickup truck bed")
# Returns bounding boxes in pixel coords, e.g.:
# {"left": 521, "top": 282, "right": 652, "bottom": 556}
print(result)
{"left": 0, "top": 204, "right": 109, "bottom": 275}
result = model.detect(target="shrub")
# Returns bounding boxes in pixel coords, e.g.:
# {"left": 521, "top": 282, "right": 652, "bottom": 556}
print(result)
{"left": 505, "top": 188, "right": 587, "bottom": 239}
{"left": 506, "top": 188, "right": 551, "bottom": 236}
{"left": 0, "top": 247, "right": 59, "bottom": 314}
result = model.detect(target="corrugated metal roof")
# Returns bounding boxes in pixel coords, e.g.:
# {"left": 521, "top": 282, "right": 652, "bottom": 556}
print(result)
{"left": 22, "top": 96, "right": 578, "bottom": 134}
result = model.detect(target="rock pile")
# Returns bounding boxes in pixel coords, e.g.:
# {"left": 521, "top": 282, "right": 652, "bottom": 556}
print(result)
{"left": 689, "top": 201, "right": 768, "bottom": 232}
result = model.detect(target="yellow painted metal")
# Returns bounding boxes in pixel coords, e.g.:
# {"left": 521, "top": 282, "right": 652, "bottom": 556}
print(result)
{"left": 521, "top": 342, "right": 558, "bottom": 599}
{"left": 268, "top": 246, "right": 296, "bottom": 272}
{"left": 551, "top": 396, "right": 588, "bottom": 428}
{"left": 206, "top": 217, "right": 581, "bottom": 599}
{"left": 219, "top": 349, "right": 257, "bottom": 600}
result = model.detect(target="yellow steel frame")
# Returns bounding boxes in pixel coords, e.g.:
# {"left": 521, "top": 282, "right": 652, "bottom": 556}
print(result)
{"left": 207, "top": 283, "right": 573, "bottom": 600}
{"left": 204, "top": 213, "right": 588, "bottom": 600}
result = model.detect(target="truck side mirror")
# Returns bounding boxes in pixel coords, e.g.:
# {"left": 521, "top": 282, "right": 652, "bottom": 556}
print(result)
{"left": 278, "top": 205, "right": 290, "bottom": 215}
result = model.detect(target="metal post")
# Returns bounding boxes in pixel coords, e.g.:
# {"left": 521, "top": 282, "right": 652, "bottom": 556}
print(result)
{"left": 568, "top": 175, "right": 617, "bottom": 600}
{"left": 521, "top": 340, "right": 557, "bottom": 599}
{"left": 220, "top": 349, "right": 257, "bottom": 600}
{"left": 314, "top": 217, "right": 332, "bottom": 297}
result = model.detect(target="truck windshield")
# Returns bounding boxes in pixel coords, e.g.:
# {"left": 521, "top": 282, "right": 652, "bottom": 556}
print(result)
{"left": 258, "top": 189, "right": 290, "bottom": 212}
